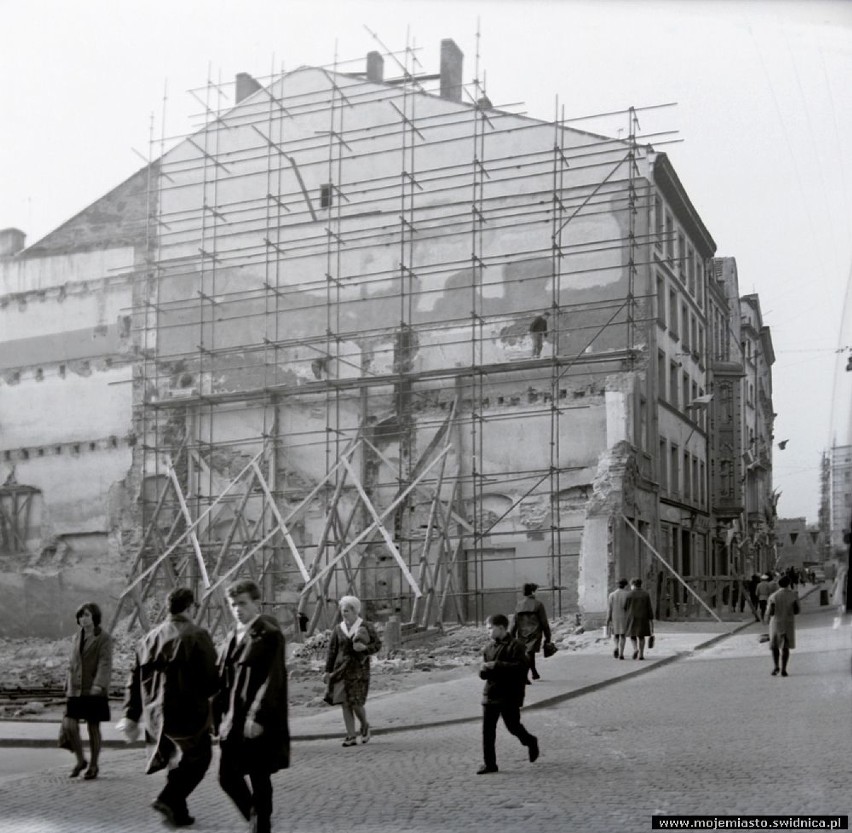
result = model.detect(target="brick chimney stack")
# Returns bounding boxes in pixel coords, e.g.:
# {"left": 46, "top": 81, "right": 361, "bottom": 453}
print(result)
{"left": 366, "top": 51, "right": 384, "bottom": 83}
{"left": 235, "top": 72, "right": 262, "bottom": 104}
{"left": 439, "top": 39, "right": 464, "bottom": 103}
{"left": 0, "top": 228, "right": 26, "bottom": 257}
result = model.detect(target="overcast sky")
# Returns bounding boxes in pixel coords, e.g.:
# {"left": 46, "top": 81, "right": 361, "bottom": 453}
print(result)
{"left": 1, "top": 0, "right": 850, "bottom": 524}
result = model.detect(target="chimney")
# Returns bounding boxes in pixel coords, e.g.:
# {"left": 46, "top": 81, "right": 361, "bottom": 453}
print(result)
{"left": 366, "top": 51, "right": 384, "bottom": 83}
{"left": 0, "top": 228, "right": 26, "bottom": 257}
{"left": 235, "top": 72, "right": 261, "bottom": 104}
{"left": 439, "top": 39, "right": 464, "bottom": 103}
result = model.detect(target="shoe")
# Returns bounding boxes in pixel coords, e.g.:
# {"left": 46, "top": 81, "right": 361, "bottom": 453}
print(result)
{"left": 342, "top": 736, "right": 357, "bottom": 747}
{"left": 69, "top": 759, "right": 87, "bottom": 778}
{"left": 152, "top": 799, "right": 195, "bottom": 827}
{"left": 476, "top": 764, "right": 499, "bottom": 774}
{"left": 83, "top": 764, "right": 99, "bottom": 780}
{"left": 360, "top": 723, "right": 371, "bottom": 744}
{"left": 781, "top": 670, "right": 788, "bottom": 677}
{"left": 528, "top": 738, "right": 540, "bottom": 763}
{"left": 531, "top": 670, "right": 540, "bottom": 680}
{"left": 638, "top": 656, "right": 644, "bottom": 661}
{"left": 632, "top": 650, "right": 639, "bottom": 660}
{"left": 618, "top": 655, "right": 624, "bottom": 660}
{"left": 613, "top": 649, "right": 619, "bottom": 658}
{"left": 771, "top": 668, "right": 780, "bottom": 676}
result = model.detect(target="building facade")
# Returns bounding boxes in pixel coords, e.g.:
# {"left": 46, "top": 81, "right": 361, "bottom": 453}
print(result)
{"left": 0, "top": 41, "right": 776, "bottom": 636}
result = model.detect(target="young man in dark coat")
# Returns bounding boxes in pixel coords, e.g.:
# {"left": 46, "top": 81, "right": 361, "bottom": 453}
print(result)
{"left": 215, "top": 579, "right": 290, "bottom": 833}
{"left": 120, "top": 586, "right": 219, "bottom": 828}
{"left": 477, "top": 613, "right": 540, "bottom": 774}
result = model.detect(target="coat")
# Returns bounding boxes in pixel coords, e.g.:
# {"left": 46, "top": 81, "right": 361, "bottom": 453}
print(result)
{"left": 324, "top": 620, "right": 382, "bottom": 707}
{"left": 624, "top": 587, "right": 654, "bottom": 638}
{"left": 510, "top": 596, "right": 551, "bottom": 654}
{"left": 606, "top": 588, "right": 630, "bottom": 636}
{"left": 124, "top": 613, "right": 219, "bottom": 774}
{"left": 479, "top": 634, "right": 528, "bottom": 706}
{"left": 215, "top": 614, "right": 290, "bottom": 774}
{"left": 767, "top": 588, "right": 799, "bottom": 650}
{"left": 66, "top": 628, "right": 113, "bottom": 697}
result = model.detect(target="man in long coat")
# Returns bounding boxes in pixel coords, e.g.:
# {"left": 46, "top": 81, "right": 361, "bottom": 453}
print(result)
{"left": 606, "top": 578, "right": 631, "bottom": 660}
{"left": 624, "top": 578, "right": 654, "bottom": 660}
{"left": 122, "top": 587, "right": 219, "bottom": 827}
{"left": 767, "top": 575, "right": 800, "bottom": 677}
{"left": 510, "top": 582, "right": 551, "bottom": 681}
{"left": 215, "top": 579, "right": 290, "bottom": 833}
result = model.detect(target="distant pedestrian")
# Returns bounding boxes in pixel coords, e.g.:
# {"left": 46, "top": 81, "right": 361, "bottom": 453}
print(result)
{"left": 63, "top": 601, "right": 113, "bottom": 780}
{"left": 748, "top": 573, "right": 761, "bottom": 620}
{"left": 477, "top": 613, "right": 539, "bottom": 774}
{"left": 830, "top": 565, "right": 847, "bottom": 617}
{"left": 510, "top": 582, "right": 551, "bottom": 681}
{"left": 755, "top": 574, "right": 774, "bottom": 623}
{"left": 323, "top": 595, "right": 382, "bottom": 747}
{"left": 216, "top": 580, "right": 290, "bottom": 833}
{"left": 120, "top": 587, "right": 219, "bottom": 828}
{"left": 624, "top": 579, "right": 654, "bottom": 660}
{"left": 529, "top": 312, "right": 549, "bottom": 357}
{"left": 767, "top": 576, "right": 800, "bottom": 677}
{"left": 606, "top": 579, "right": 630, "bottom": 660}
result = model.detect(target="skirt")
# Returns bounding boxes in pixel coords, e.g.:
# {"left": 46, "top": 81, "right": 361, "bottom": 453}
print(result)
{"left": 66, "top": 695, "right": 111, "bottom": 723}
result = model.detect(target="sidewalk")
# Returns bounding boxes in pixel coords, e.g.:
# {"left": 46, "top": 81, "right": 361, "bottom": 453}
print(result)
{"left": 0, "top": 613, "right": 761, "bottom": 749}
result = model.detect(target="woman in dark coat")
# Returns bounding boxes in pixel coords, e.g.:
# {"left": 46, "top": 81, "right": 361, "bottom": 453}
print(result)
{"left": 324, "top": 595, "right": 382, "bottom": 747}
{"left": 624, "top": 579, "right": 654, "bottom": 660}
{"left": 64, "top": 601, "right": 113, "bottom": 779}
{"left": 510, "top": 583, "right": 551, "bottom": 681}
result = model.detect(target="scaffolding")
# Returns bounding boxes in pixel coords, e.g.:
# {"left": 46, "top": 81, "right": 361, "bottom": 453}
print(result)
{"left": 113, "top": 41, "right": 675, "bottom": 640}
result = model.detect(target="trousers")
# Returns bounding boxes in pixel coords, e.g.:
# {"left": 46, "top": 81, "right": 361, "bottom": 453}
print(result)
{"left": 157, "top": 731, "right": 212, "bottom": 814}
{"left": 482, "top": 702, "right": 535, "bottom": 768}
{"left": 219, "top": 741, "right": 274, "bottom": 833}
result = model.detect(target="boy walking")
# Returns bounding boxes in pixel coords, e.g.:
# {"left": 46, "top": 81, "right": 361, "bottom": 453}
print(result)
{"left": 477, "top": 613, "right": 540, "bottom": 774}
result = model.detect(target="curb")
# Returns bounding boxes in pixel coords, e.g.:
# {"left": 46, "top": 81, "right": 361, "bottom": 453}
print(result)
{"left": 0, "top": 617, "right": 771, "bottom": 749}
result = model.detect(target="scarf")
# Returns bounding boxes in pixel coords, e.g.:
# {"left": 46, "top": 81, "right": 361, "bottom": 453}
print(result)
{"left": 339, "top": 616, "right": 363, "bottom": 640}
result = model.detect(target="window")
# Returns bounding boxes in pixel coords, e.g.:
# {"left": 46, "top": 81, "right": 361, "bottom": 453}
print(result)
{"left": 678, "top": 232, "right": 686, "bottom": 278}
{"left": 320, "top": 183, "right": 333, "bottom": 208}
{"left": 692, "top": 457, "right": 699, "bottom": 506}
{"left": 670, "top": 362, "right": 679, "bottom": 409}
{"left": 698, "top": 325, "right": 705, "bottom": 362}
{"left": 687, "top": 244, "right": 695, "bottom": 294}
{"left": 684, "top": 451, "right": 691, "bottom": 500}
{"left": 700, "top": 460, "right": 706, "bottom": 507}
{"left": 682, "top": 372, "right": 689, "bottom": 412}
{"left": 656, "top": 275, "right": 666, "bottom": 327}
{"left": 670, "top": 443, "right": 679, "bottom": 494}
{"left": 659, "top": 438, "right": 668, "bottom": 491}
{"left": 697, "top": 259, "right": 705, "bottom": 309}
{"left": 639, "top": 396, "right": 648, "bottom": 451}
{"left": 690, "top": 315, "right": 697, "bottom": 354}
{"left": 655, "top": 195, "right": 664, "bottom": 250}
{"left": 682, "top": 303, "right": 689, "bottom": 348}
{"left": 669, "top": 289, "right": 679, "bottom": 338}
{"left": 658, "top": 350, "right": 667, "bottom": 401}
{"left": 665, "top": 211, "right": 674, "bottom": 262}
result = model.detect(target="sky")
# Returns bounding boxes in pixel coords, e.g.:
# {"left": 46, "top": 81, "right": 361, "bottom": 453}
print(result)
{"left": 1, "top": 0, "right": 850, "bottom": 524}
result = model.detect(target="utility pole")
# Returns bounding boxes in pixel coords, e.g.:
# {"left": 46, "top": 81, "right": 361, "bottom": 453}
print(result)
{"left": 846, "top": 518, "right": 852, "bottom": 615}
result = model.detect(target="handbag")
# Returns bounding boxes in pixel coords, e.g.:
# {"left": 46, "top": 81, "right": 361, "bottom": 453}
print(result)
{"left": 58, "top": 717, "right": 75, "bottom": 750}
{"left": 542, "top": 640, "right": 558, "bottom": 658}
{"left": 647, "top": 634, "right": 655, "bottom": 650}
{"left": 323, "top": 678, "right": 346, "bottom": 706}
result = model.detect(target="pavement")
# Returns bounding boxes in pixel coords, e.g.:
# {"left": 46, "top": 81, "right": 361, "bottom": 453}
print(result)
{"left": 0, "top": 593, "right": 799, "bottom": 748}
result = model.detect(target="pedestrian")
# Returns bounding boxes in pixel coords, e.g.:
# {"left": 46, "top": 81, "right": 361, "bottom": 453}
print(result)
{"left": 755, "top": 573, "right": 773, "bottom": 623}
{"left": 477, "top": 613, "right": 540, "bottom": 774}
{"left": 323, "top": 595, "right": 382, "bottom": 747}
{"left": 606, "top": 579, "right": 630, "bottom": 660}
{"left": 216, "top": 580, "right": 290, "bottom": 833}
{"left": 529, "top": 312, "right": 549, "bottom": 358}
{"left": 624, "top": 578, "right": 654, "bottom": 660}
{"left": 63, "top": 601, "right": 113, "bottom": 780}
{"left": 120, "top": 587, "right": 219, "bottom": 828}
{"left": 830, "top": 564, "right": 847, "bottom": 617}
{"left": 510, "top": 582, "right": 551, "bottom": 680}
{"left": 767, "top": 575, "right": 800, "bottom": 677}
{"left": 748, "top": 573, "right": 761, "bottom": 620}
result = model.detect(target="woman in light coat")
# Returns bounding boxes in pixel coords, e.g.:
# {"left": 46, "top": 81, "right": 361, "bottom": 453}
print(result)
{"left": 323, "top": 596, "right": 381, "bottom": 747}
{"left": 64, "top": 601, "right": 113, "bottom": 779}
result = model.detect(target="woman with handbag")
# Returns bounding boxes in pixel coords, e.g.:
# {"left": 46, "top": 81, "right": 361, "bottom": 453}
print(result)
{"left": 510, "top": 583, "right": 552, "bottom": 682}
{"left": 323, "top": 596, "right": 382, "bottom": 747}
{"left": 63, "top": 601, "right": 113, "bottom": 779}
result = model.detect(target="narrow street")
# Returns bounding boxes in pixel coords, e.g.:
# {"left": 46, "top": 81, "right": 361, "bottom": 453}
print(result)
{"left": 1, "top": 596, "right": 848, "bottom": 833}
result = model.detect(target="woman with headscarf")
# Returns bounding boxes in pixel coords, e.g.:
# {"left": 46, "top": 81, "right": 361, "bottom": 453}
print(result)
{"left": 510, "top": 583, "right": 551, "bottom": 682}
{"left": 64, "top": 601, "right": 113, "bottom": 779}
{"left": 323, "top": 596, "right": 382, "bottom": 747}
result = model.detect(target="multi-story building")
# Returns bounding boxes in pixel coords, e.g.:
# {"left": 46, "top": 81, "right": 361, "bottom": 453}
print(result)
{"left": 774, "top": 517, "right": 822, "bottom": 570}
{"left": 828, "top": 444, "right": 852, "bottom": 557}
{"left": 0, "top": 40, "right": 775, "bottom": 635}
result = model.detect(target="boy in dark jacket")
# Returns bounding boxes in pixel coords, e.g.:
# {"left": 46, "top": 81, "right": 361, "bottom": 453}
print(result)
{"left": 477, "top": 613, "right": 540, "bottom": 774}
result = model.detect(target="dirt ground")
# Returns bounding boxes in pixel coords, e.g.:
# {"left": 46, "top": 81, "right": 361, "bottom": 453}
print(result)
{"left": 0, "top": 616, "right": 601, "bottom": 721}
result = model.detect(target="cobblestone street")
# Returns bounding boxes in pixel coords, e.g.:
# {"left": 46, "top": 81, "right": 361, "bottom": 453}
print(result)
{"left": 1, "top": 604, "right": 849, "bottom": 833}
